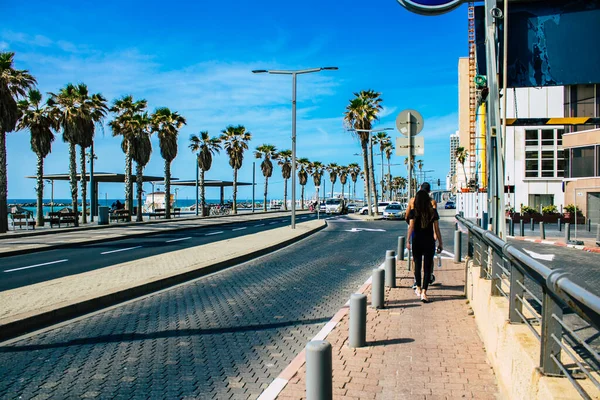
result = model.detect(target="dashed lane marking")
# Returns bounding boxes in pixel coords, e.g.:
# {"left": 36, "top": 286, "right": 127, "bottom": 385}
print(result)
{"left": 205, "top": 231, "right": 224, "bottom": 236}
{"left": 101, "top": 246, "right": 143, "bottom": 255}
{"left": 165, "top": 237, "right": 192, "bottom": 243}
{"left": 232, "top": 227, "right": 247, "bottom": 231}
{"left": 4, "top": 259, "right": 69, "bottom": 273}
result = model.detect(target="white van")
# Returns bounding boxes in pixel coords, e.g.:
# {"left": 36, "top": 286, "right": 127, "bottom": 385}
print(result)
{"left": 325, "top": 198, "right": 346, "bottom": 214}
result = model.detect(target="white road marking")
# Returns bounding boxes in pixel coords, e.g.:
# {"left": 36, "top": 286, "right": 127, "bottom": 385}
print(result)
{"left": 101, "top": 246, "right": 142, "bottom": 255}
{"left": 523, "top": 248, "right": 555, "bottom": 261}
{"left": 345, "top": 227, "right": 386, "bottom": 233}
{"left": 269, "top": 222, "right": 277, "bottom": 225}
{"left": 4, "top": 259, "right": 68, "bottom": 273}
{"left": 166, "top": 237, "right": 191, "bottom": 243}
{"left": 255, "top": 224, "right": 265, "bottom": 227}
{"left": 441, "top": 250, "right": 455, "bottom": 258}
{"left": 205, "top": 231, "right": 224, "bottom": 236}
{"left": 232, "top": 227, "right": 247, "bottom": 231}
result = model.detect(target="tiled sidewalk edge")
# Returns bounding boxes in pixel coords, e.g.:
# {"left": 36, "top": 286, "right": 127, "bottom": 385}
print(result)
{"left": 0, "top": 221, "right": 326, "bottom": 342}
{"left": 257, "top": 263, "right": 381, "bottom": 400}
{"left": 507, "top": 235, "right": 600, "bottom": 254}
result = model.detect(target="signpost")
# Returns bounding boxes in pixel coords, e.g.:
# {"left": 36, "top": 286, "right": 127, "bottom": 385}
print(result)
{"left": 396, "top": 110, "right": 424, "bottom": 201}
{"left": 396, "top": 0, "right": 466, "bottom": 15}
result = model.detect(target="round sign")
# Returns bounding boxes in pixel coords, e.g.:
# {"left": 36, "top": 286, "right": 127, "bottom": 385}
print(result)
{"left": 396, "top": 109, "right": 424, "bottom": 137}
{"left": 396, "top": 0, "right": 465, "bottom": 15}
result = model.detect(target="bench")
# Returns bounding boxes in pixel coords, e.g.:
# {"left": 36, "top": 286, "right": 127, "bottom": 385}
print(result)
{"left": 48, "top": 212, "right": 79, "bottom": 228}
{"left": 149, "top": 207, "right": 180, "bottom": 219}
{"left": 10, "top": 213, "right": 36, "bottom": 230}
{"left": 109, "top": 209, "right": 131, "bottom": 222}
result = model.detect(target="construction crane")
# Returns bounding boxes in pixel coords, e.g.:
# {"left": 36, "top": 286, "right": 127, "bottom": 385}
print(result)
{"left": 468, "top": 2, "right": 477, "bottom": 188}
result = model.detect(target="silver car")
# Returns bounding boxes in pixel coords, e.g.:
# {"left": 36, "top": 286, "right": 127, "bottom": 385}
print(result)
{"left": 383, "top": 203, "right": 406, "bottom": 220}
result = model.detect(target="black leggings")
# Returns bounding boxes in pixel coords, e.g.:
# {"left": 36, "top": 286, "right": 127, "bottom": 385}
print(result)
{"left": 413, "top": 241, "right": 435, "bottom": 290}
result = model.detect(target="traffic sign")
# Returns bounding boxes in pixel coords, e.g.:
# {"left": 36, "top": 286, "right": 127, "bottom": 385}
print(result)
{"left": 396, "top": 137, "right": 424, "bottom": 156}
{"left": 396, "top": 109, "right": 424, "bottom": 136}
{"left": 396, "top": 0, "right": 465, "bottom": 15}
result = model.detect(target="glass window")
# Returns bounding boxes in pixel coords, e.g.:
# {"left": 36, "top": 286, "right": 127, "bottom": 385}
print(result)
{"left": 542, "top": 151, "right": 554, "bottom": 159}
{"left": 571, "top": 146, "right": 595, "bottom": 178}
{"left": 525, "top": 130, "right": 538, "bottom": 146}
{"left": 541, "top": 129, "right": 554, "bottom": 145}
{"left": 557, "top": 129, "right": 564, "bottom": 146}
{"left": 597, "top": 146, "right": 600, "bottom": 177}
{"left": 564, "top": 149, "right": 570, "bottom": 178}
{"left": 526, "top": 151, "right": 539, "bottom": 159}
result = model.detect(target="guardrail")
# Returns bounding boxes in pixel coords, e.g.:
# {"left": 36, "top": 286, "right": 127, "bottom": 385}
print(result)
{"left": 457, "top": 215, "right": 600, "bottom": 399}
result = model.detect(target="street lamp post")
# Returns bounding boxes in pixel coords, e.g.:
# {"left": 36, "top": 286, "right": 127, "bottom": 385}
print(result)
{"left": 253, "top": 67, "right": 338, "bottom": 229}
{"left": 350, "top": 128, "right": 393, "bottom": 216}
{"left": 46, "top": 179, "right": 54, "bottom": 214}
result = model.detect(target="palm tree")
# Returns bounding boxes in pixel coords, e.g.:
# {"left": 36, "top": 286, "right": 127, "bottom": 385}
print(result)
{"left": 297, "top": 157, "right": 310, "bottom": 210}
{"left": 374, "top": 132, "right": 390, "bottom": 201}
{"left": 309, "top": 161, "right": 325, "bottom": 202}
{"left": 74, "top": 84, "right": 107, "bottom": 224}
{"left": 255, "top": 144, "right": 277, "bottom": 212}
{"left": 0, "top": 52, "right": 36, "bottom": 233}
{"left": 348, "top": 162, "right": 360, "bottom": 203}
{"left": 416, "top": 159, "right": 424, "bottom": 187}
{"left": 151, "top": 107, "right": 186, "bottom": 219}
{"left": 109, "top": 95, "right": 148, "bottom": 218}
{"left": 455, "top": 146, "right": 468, "bottom": 189}
{"left": 339, "top": 166, "right": 348, "bottom": 200}
{"left": 17, "top": 89, "right": 56, "bottom": 227}
{"left": 276, "top": 149, "right": 292, "bottom": 211}
{"left": 129, "top": 113, "right": 152, "bottom": 222}
{"left": 189, "top": 131, "right": 221, "bottom": 217}
{"left": 383, "top": 141, "right": 394, "bottom": 201}
{"left": 220, "top": 125, "right": 252, "bottom": 214}
{"left": 327, "top": 163, "right": 339, "bottom": 198}
{"left": 343, "top": 89, "right": 383, "bottom": 216}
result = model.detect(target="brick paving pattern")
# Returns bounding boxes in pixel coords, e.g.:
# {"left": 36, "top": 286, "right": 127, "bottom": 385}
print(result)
{"left": 0, "top": 221, "right": 394, "bottom": 399}
{"left": 278, "top": 260, "right": 500, "bottom": 400}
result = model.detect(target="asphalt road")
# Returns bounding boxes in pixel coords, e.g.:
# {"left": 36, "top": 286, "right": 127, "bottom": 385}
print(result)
{"left": 0, "top": 216, "right": 411, "bottom": 399}
{"left": 0, "top": 214, "right": 318, "bottom": 292}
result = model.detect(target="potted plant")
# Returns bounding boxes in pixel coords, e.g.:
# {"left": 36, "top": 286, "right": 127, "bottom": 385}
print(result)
{"left": 542, "top": 204, "right": 558, "bottom": 222}
{"left": 563, "top": 204, "right": 583, "bottom": 222}
{"left": 520, "top": 205, "right": 536, "bottom": 222}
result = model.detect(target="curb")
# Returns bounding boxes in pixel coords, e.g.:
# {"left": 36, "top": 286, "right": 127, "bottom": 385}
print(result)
{"left": 0, "top": 221, "right": 327, "bottom": 342}
{"left": 508, "top": 235, "right": 600, "bottom": 254}
{"left": 0, "top": 213, "right": 311, "bottom": 258}
{"left": 258, "top": 261, "right": 381, "bottom": 400}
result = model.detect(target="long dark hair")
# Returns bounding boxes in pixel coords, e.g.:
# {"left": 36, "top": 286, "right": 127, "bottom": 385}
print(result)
{"left": 414, "top": 189, "right": 434, "bottom": 229}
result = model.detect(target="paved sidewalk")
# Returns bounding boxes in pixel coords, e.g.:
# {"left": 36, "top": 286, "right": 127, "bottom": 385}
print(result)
{"left": 275, "top": 259, "right": 501, "bottom": 400}
{"left": 0, "top": 211, "right": 308, "bottom": 257}
{"left": 0, "top": 219, "right": 325, "bottom": 341}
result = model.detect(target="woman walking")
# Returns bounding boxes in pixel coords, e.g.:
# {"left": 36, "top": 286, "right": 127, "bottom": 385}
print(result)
{"left": 407, "top": 189, "right": 443, "bottom": 302}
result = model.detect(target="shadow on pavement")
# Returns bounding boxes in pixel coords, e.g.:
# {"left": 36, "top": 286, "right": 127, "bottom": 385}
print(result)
{"left": 368, "top": 337, "right": 415, "bottom": 347}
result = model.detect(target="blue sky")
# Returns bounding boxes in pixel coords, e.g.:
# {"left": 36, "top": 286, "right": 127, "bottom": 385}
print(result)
{"left": 3, "top": 0, "right": 467, "bottom": 201}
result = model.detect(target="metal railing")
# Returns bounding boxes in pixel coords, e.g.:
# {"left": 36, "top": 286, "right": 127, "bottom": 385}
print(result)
{"left": 457, "top": 215, "right": 600, "bottom": 399}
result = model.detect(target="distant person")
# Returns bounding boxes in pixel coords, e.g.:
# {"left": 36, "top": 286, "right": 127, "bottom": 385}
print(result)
{"left": 406, "top": 190, "right": 443, "bottom": 303}
{"left": 111, "top": 201, "right": 117, "bottom": 211}
{"left": 115, "top": 200, "right": 123, "bottom": 210}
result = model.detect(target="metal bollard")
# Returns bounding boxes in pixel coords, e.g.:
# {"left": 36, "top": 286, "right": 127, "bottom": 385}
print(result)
{"left": 455, "top": 222, "right": 458, "bottom": 231}
{"left": 558, "top": 218, "right": 562, "bottom": 232}
{"left": 509, "top": 219, "right": 514, "bottom": 236}
{"left": 476, "top": 218, "right": 481, "bottom": 227}
{"left": 349, "top": 294, "right": 367, "bottom": 348}
{"left": 384, "top": 256, "right": 397, "bottom": 288}
{"left": 305, "top": 340, "right": 332, "bottom": 400}
{"left": 530, "top": 218, "right": 535, "bottom": 231}
{"left": 588, "top": 218, "right": 592, "bottom": 232}
{"left": 540, "top": 221, "right": 546, "bottom": 240}
{"left": 519, "top": 220, "right": 525, "bottom": 236}
{"left": 371, "top": 268, "right": 385, "bottom": 309}
{"left": 565, "top": 223, "right": 571, "bottom": 243}
{"left": 397, "top": 236, "right": 405, "bottom": 261}
{"left": 454, "top": 230, "right": 462, "bottom": 263}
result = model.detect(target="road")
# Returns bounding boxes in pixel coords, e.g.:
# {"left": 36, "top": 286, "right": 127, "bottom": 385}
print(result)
{"left": 0, "top": 215, "right": 319, "bottom": 292}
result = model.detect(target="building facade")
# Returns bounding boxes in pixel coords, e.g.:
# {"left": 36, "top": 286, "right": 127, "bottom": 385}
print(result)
{"left": 448, "top": 133, "right": 459, "bottom": 191}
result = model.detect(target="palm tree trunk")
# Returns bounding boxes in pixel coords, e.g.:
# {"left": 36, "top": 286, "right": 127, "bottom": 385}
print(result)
{"left": 68, "top": 142, "right": 79, "bottom": 227}
{"left": 164, "top": 160, "right": 171, "bottom": 219}
{"left": 387, "top": 155, "right": 392, "bottom": 201}
{"left": 36, "top": 154, "right": 44, "bottom": 227}
{"left": 263, "top": 177, "right": 268, "bottom": 212}
{"left": 331, "top": 180, "right": 334, "bottom": 199}
{"left": 80, "top": 146, "right": 87, "bottom": 224}
{"left": 283, "top": 178, "right": 288, "bottom": 211}
{"left": 124, "top": 143, "right": 132, "bottom": 220}
{"left": 232, "top": 168, "right": 238, "bottom": 214}
{"left": 136, "top": 163, "right": 143, "bottom": 222}
{"left": 361, "top": 140, "right": 372, "bottom": 216}
{"left": 200, "top": 169, "right": 206, "bottom": 217}
{"left": 301, "top": 185, "right": 305, "bottom": 210}
{"left": 341, "top": 183, "right": 345, "bottom": 200}
{"left": 0, "top": 132, "right": 7, "bottom": 233}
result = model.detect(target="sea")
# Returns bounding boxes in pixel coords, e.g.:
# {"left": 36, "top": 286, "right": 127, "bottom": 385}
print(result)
{"left": 8, "top": 198, "right": 259, "bottom": 216}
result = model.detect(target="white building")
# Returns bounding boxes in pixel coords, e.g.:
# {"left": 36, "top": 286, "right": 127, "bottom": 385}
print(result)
{"left": 447, "top": 133, "right": 460, "bottom": 191}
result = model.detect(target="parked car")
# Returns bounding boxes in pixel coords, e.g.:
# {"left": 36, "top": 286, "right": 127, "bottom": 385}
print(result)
{"left": 324, "top": 198, "right": 346, "bottom": 214}
{"left": 359, "top": 201, "right": 399, "bottom": 215}
{"left": 319, "top": 201, "right": 326, "bottom": 213}
{"left": 346, "top": 203, "right": 358, "bottom": 213}
{"left": 445, "top": 200, "right": 456, "bottom": 209}
{"left": 383, "top": 203, "right": 406, "bottom": 220}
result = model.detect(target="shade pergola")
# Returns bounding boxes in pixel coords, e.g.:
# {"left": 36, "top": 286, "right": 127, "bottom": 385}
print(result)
{"left": 26, "top": 172, "right": 177, "bottom": 219}
{"left": 165, "top": 180, "right": 253, "bottom": 204}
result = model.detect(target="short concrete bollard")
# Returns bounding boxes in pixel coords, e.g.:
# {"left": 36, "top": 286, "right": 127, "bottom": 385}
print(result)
{"left": 540, "top": 221, "right": 546, "bottom": 240}
{"left": 397, "top": 236, "right": 405, "bottom": 261}
{"left": 558, "top": 218, "right": 562, "bottom": 232}
{"left": 371, "top": 268, "right": 385, "bottom": 309}
{"left": 349, "top": 294, "right": 367, "bottom": 348}
{"left": 305, "top": 340, "right": 332, "bottom": 400}
{"left": 519, "top": 220, "right": 525, "bottom": 236}
{"left": 530, "top": 218, "right": 535, "bottom": 231}
{"left": 509, "top": 219, "right": 514, "bottom": 236}
{"left": 384, "top": 256, "right": 396, "bottom": 288}
{"left": 454, "top": 230, "right": 462, "bottom": 263}
{"left": 565, "top": 223, "right": 571, "bottom": 243}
